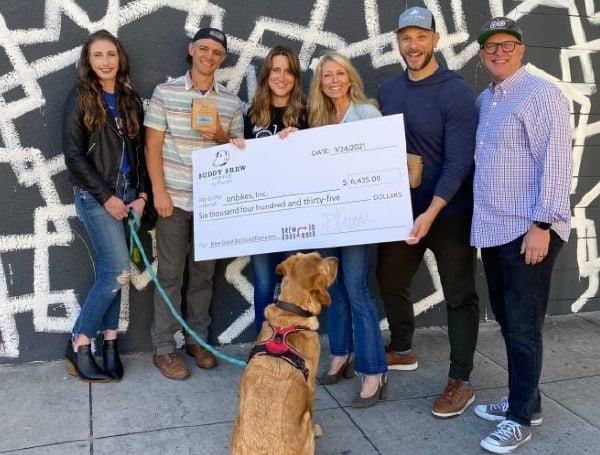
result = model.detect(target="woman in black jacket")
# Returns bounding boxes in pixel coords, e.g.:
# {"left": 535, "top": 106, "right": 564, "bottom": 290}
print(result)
{"left": 62, "top": 30, "right": 148, "bottom": 382}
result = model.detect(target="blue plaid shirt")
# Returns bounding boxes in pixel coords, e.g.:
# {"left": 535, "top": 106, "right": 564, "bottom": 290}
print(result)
{"left": 471, "top": 66, "right": 572, "bottom": 248}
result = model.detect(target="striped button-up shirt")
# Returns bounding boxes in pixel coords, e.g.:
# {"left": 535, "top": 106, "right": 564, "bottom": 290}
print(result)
{"left": 144, "top": 71, "right": 243, "bottom": 211}
{"left": 471, "top": 66, "right": 572, "bottom": 248}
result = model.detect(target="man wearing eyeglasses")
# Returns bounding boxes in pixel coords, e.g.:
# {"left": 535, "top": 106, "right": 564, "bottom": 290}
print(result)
{"left": 144, "top": 27, "right": 243, "bottom": 380}
{"left": 471, "top": 17, "right": 572, "bottom": 454}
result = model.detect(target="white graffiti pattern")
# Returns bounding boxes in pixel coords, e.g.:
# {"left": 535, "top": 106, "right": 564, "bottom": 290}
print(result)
{"left": 0, "top": 0, "right": 598, "bottom": 358}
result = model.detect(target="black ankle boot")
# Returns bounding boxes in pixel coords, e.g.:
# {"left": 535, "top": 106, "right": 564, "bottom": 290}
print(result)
{"left": 102, "top": 339, "right": 124, "bottom": 380}
{"left": 65, "top": 340, "right": 112, "bottom": 383}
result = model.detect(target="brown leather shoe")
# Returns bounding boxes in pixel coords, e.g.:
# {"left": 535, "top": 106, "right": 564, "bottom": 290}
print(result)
{"left": 152, "top": 353, "right": 191, "bottom": 380}
{"left": 432, "top": 378, "right": 475, "bottom": 418}
{"left": 186, "top": 343, "right": 218, "bottom": 369}
{"left": 385, "top": 346, "right": 418, "bottom": 371}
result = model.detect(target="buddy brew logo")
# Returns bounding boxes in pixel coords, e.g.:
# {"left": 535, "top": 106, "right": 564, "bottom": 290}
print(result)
{"left": 212, "top": 149, "right": 229, "bottom": 167}
{"left": 281, "top": 224, "right": 316, "bottom": 240}
{"left": 198, "top": 150, "right": 247, "bottom": 183}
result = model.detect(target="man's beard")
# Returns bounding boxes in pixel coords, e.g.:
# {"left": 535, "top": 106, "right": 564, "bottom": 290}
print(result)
{"left": 402, "top": 47, "right": 434, "bottom": 72}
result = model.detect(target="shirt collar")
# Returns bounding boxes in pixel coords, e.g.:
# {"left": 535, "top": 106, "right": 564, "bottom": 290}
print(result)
{"left": 488, "top": 65, "right": 527, "bottom": 95}
{"left": 184, "top": 70, "right": 220, "bottom": 94}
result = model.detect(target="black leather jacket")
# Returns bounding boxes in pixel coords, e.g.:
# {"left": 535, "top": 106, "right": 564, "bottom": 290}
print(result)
{"left": 61, "top": 87, "right": 149, "bottom": 204}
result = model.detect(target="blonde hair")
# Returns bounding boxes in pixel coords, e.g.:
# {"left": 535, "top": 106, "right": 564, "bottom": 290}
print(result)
{"left": 308, "top": 50, "right": 371, "bottom": 127}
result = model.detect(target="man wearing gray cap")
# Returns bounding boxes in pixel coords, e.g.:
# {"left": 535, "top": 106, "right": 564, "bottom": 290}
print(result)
{"left": 472, "top": 17, "right": 572, "bottom": 454}
{"left": 144, "top": 27, "right": 243, "bottom": 379}
{"left": 376, "top": 6, "right": 480, "bottom": 418}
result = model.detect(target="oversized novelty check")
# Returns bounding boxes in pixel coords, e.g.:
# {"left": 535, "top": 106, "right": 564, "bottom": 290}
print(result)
{"left": 192, "top": 114, "right": 413, "bottom": 260}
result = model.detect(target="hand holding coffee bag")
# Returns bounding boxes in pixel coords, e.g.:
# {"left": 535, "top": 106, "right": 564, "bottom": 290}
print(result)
{"left": 192, "top": 98, "right": 217, "bottom": 134}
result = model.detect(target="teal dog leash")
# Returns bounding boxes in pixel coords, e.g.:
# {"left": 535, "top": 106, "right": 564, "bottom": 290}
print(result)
{"left": 128, "top": 209, "right": 247, "bottom": 367}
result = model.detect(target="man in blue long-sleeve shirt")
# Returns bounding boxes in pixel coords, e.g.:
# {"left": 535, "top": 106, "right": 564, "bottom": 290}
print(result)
{"left": 376, "top": 6, "right": 480, "bottom": 419}
{"left": 472, "top": 18, "right": 572, "bottom": 454}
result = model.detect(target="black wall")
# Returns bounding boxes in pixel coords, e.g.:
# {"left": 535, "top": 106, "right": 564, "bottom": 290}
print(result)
{"left": 1, "top": 1, "right": 598, "bottom": 364}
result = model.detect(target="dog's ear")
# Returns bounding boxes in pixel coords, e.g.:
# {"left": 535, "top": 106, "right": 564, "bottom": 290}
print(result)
{"left": 323, "top": 257, "right": 338, "bottom": 285}
{"left": 275, "top": 253, "right": 299, "bottom": 276}
{"left": 310, "top": 273, "right": 332, "bottom": 307}
{"left": 309, "top": 256, "right": 337, "bottom": 306}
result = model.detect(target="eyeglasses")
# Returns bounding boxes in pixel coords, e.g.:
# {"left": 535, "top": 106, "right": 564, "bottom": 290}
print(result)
{"left": 480, "top": 41, "right": 522, "bottom": 54}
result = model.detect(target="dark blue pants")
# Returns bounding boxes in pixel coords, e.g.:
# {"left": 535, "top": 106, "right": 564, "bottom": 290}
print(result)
{"left": 325, "top": 244, "right": 387, "bottom": 375}
{"left": 481, "top": 231, "right": 564, "bottom": 426}
{"left": 251, "top": 251, "right": 296, "bottom": 333}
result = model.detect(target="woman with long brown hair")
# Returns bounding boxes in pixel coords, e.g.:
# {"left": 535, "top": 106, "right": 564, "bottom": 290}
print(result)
{"left": 62, "top": 29, "right": 149, "bottom": 382}
{"left": 231, "top": 45, "right": 308, "bottom": 333}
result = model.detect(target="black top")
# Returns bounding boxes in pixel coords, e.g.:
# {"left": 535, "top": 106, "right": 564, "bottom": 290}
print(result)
{"left": 244, "top": 105, "right": 308, "bottom": 139}
{"left": 61, "top": 87, "right": 149, "bottom": 204}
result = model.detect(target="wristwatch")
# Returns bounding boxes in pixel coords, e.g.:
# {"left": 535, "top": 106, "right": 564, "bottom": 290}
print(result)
{"left": 533, "top": 221, "right": 551, "bottom": 230}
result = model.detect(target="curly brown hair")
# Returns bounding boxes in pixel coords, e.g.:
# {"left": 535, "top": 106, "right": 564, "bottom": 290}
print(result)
{"left": 249, "top": 46, "right": 306, "bottom": 129}
{"left": 76, "top": 30, "right": 141, "bottom": 136}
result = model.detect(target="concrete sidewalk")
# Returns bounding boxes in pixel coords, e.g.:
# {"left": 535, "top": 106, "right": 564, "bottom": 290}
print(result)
{"left": 2, "top": 311, "right": 600, "bottom": 454}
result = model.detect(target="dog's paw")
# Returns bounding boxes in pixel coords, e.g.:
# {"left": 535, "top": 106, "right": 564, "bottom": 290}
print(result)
{"left": 313, "top": 423, "right": 323, "bottom": 438}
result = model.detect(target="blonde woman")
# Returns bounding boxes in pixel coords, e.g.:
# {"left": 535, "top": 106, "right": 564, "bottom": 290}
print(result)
{"left": 309, "top": 51, "right": 387, "bottom": 408}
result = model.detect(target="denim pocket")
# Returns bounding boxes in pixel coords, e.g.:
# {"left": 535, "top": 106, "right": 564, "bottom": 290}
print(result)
{"left": 75, "top": 187, "right": 99, "bottom": 206}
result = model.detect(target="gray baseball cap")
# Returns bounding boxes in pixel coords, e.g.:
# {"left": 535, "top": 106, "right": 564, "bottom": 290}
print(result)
{"left": 396, "top": 7, "right": 436, "bottom": 32}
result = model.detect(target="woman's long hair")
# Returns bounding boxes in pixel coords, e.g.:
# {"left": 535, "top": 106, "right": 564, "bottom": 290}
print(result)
{"left": 76, "top": 30, "right": 141, "bottom": 136}
{"left": 308, "top": 50, "right": 371, "bottom": 127}
{"left": 249, "top": 45, "right": 306, "bottom": 128}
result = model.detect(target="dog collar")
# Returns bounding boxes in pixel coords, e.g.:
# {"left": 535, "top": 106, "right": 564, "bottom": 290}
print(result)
{"left": 275, "top": 300, "right": 314, "bottom": 318}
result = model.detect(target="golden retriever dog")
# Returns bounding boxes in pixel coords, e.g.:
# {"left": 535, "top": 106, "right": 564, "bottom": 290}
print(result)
{"left": 230, "top": 252, "right": 338, "bottom": 455}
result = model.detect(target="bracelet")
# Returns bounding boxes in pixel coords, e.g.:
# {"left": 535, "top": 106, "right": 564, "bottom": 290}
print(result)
{"left": 138, "top": 195, "right": 148, "bottom": 203}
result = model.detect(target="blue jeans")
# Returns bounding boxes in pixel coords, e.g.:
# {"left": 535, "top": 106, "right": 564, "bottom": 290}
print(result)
{"left": 151, "top": 208, "right": 216, "bottom": 355}
{"left": 72, "top": 173, "right": 136, "bottom": 338}
{"left": 251, "top": 251, "right": 296, "bottom": 333}
{"left": 481, "top": 231, "right": 564, "bottom": 426}
{"left": 325, "top": 245, "right": 387, "bottom": 375}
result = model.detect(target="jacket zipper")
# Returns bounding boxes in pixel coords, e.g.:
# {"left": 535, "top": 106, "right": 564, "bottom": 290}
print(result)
{"left": 107, "top": 118, "right": 125, "bottom": 190}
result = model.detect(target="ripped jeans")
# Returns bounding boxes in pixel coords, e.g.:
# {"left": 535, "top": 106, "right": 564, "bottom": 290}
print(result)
{"left": 72, "top": 173, "right": 136, "bottom": 338}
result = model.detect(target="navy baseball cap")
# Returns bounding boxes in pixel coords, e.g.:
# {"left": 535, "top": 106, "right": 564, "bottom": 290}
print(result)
{"left": 192, "top": 27, "right": 227, "bottom": 53}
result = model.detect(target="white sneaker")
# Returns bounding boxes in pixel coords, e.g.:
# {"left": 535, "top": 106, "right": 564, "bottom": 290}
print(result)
{"left": 474, "top": 396, "right": 543, "bottom": 426}
{"left": 480, "top": 420, "right": 532, "bottom": 454}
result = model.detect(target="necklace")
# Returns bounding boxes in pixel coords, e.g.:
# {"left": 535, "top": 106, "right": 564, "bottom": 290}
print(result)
{"left": 334, "top": 102, "right": 350, "bottom": 121}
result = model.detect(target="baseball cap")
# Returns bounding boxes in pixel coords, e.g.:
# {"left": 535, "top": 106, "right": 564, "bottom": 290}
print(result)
{"left": 192, "top": 27, "right": 227, "bottom": 53}
{"left": 477, "top": 17, "right": 523, "bottom": 44}
{"left": 396, "top": 7, "right": 436, "bottom": 32}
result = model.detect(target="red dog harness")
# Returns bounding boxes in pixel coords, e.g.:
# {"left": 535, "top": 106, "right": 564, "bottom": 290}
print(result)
{"left": 248, "top": 323, "right": 310, "bottom": 381}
